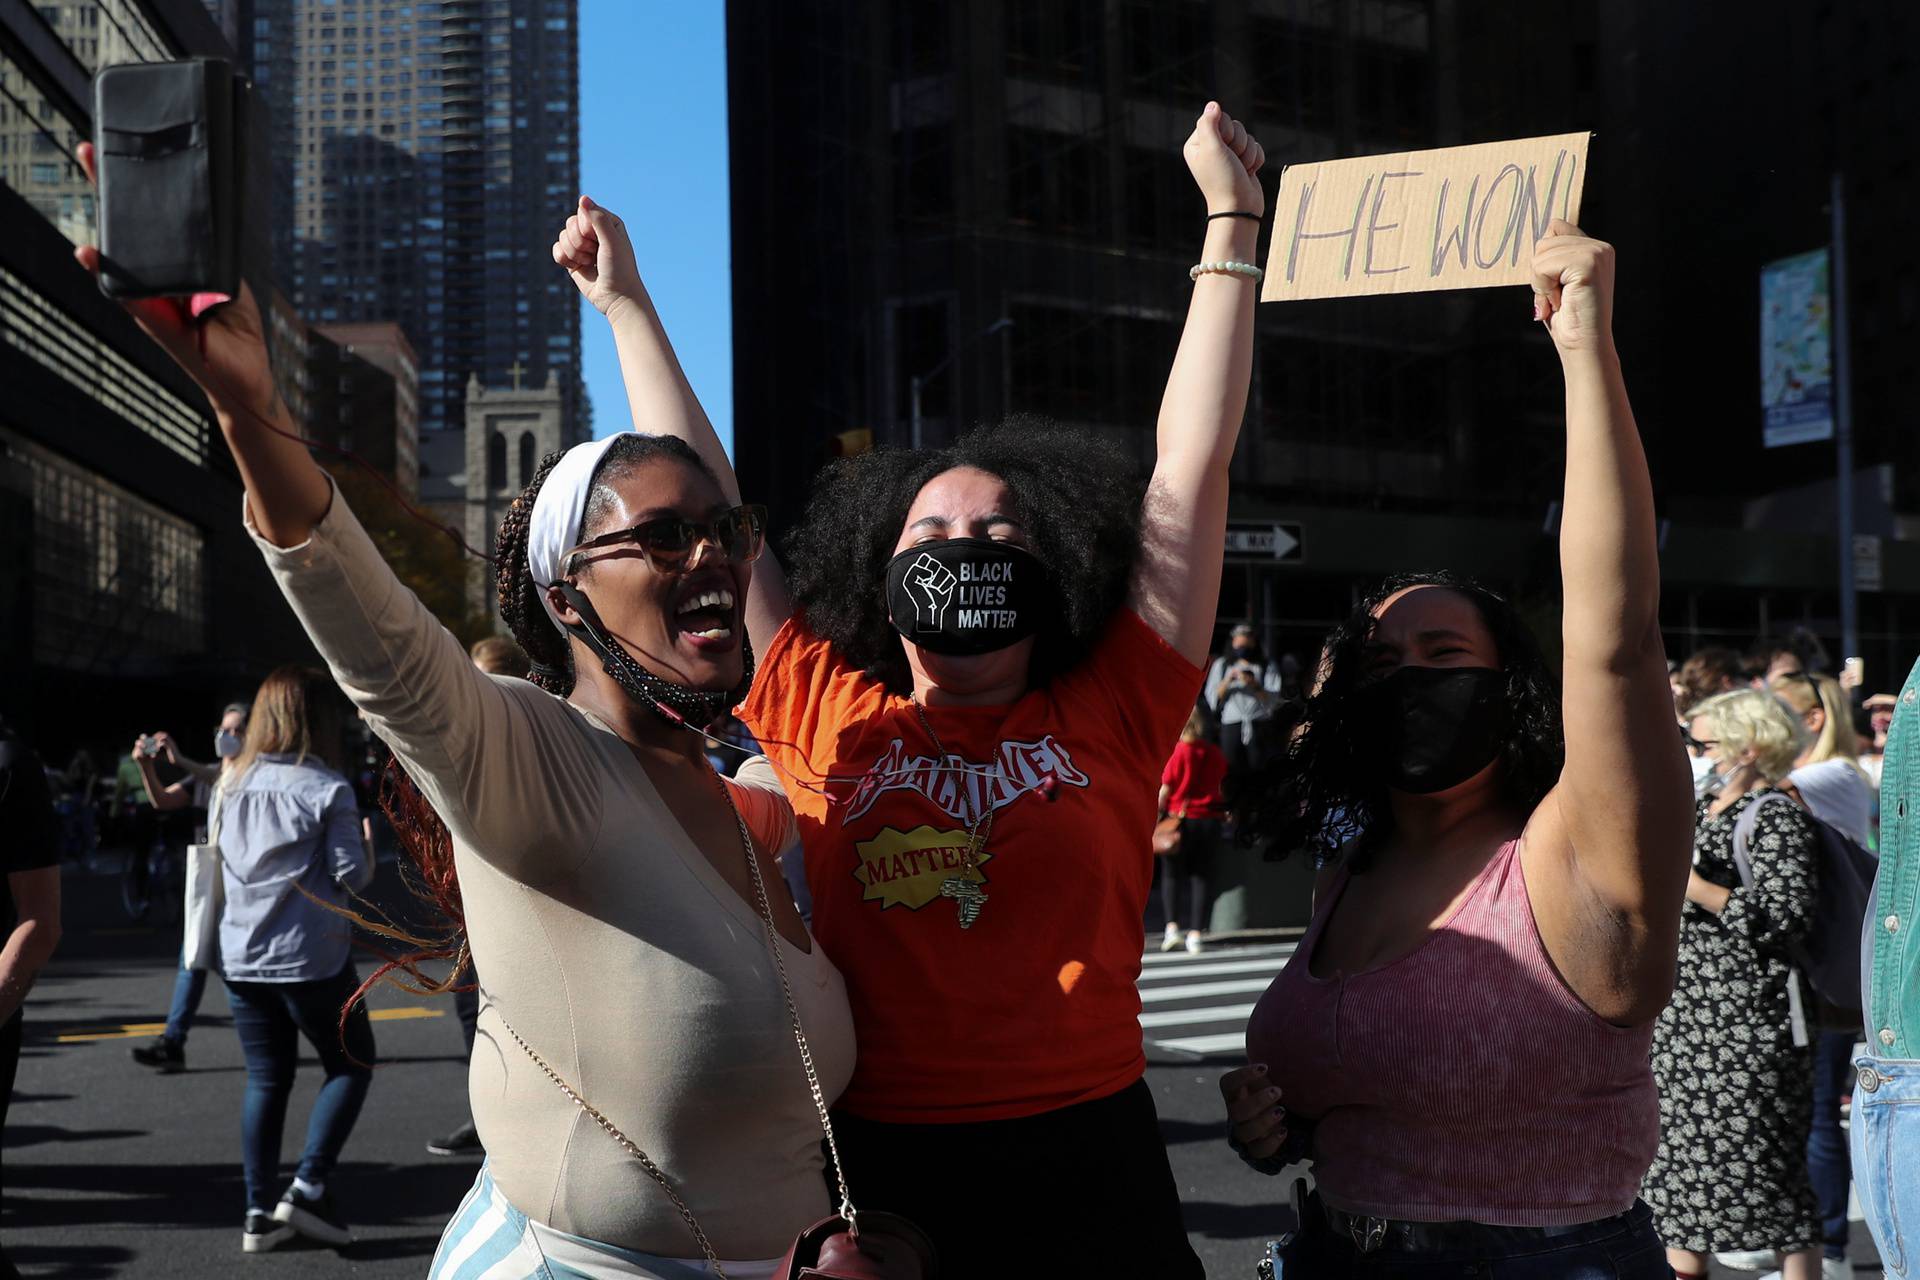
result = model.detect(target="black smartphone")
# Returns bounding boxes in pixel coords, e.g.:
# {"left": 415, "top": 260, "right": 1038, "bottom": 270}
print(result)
{"left": 92, "top": 58, "right": 248, "bottom": 299}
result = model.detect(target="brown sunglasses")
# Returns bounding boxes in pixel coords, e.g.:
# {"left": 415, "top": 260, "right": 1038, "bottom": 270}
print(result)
{"left": 561, "top": 504, "right": 767, "bottom": 577}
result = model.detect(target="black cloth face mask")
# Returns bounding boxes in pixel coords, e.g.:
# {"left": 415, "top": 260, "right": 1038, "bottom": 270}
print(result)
{"left": 1356, "top": 665, "right": 1508, "bottom": 795}
{"left": 885, "top": 539, "right": 1046, "bottom": 657}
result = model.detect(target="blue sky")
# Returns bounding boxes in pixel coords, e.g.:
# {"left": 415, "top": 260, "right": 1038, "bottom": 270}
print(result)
{"left": 577, "top": 2, "right": 732, "bottom": 451}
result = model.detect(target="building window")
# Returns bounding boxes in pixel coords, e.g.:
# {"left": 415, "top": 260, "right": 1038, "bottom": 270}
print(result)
{"left": 0, "top": 267, "right": 207, "bottom": 465}
{"left": 487, "top": 431, "right": 507, "bottom": 490}
{"left": 3, "top": 429, "right": 207, "bottom": 668}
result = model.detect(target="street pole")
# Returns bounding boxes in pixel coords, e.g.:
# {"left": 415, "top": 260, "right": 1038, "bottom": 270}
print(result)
{"left": 1831, "top": 170, "right": 1859, "bottom": 665}
{"left": 910, "top": 374, "right": 923, "bottom": 451}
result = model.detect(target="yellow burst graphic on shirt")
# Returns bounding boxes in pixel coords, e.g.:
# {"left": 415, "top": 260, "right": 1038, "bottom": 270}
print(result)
{"left": 852, "top": 826, "right": 993, "bottom": 911}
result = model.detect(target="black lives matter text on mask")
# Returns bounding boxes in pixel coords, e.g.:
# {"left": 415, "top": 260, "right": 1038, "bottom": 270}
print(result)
{"left": 956, "top": 560, "right": 1018, "bottom": 630}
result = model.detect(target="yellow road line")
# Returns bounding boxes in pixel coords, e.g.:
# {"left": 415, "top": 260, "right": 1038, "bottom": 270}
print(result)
{"left": 57, "top": 1022, "right": 167, "bottom": 1043}
{"left": 368, "top": 1007, "right": 444, "bottom": 1022}
{"left": 56, "top": 1006, "right": 443, "bottom": 1042}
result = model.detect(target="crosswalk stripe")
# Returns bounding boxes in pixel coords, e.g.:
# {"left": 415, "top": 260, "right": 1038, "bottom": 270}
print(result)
{"left": 1138, "top": 956, "right": 1294, "bottom": 982}
{"left": 1140, "top": 942, "right": 1296, "bottom": 966}
{"left": 1154, "top": 1032, "right": 1248, "bottom": 1055}
{"left": 1138, "top": 977, "right": 1276, "bottom": 1003}
{"left": 1135, "top": 945, "right": 1289, "bottom": 1058}
{"left": 1139, "top": 1002, "right": 1256, "bottom": 1029}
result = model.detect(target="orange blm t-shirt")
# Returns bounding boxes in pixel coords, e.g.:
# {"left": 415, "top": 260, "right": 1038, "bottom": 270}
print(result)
{"left": 740, "top": 608, "right": 1202, "bottom": 1123}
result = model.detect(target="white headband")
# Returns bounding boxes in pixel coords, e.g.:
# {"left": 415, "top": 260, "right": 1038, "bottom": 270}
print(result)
{"left": 526, "top": 434, "right": 623, "bottom": 635}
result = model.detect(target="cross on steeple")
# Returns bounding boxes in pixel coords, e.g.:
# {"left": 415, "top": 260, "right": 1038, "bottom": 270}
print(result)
{"left": 507, "top": 359, "right": 527, "bottom": 392}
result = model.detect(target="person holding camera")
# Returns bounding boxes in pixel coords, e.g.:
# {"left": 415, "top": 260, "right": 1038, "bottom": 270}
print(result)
{"left": 126, "top": 703, "right": 250, "bottom": 1074}
{"left": 1206, "top": 623, "right": 1284, "bottom": 776}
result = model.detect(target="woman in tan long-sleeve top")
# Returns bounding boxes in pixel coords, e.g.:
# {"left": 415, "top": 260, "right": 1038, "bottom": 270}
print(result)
{"left": 72, "top": 144, "right": 853, "bottom": 1280}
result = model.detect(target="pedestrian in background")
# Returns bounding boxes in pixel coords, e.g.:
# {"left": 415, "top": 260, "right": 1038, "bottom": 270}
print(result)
{"left": 214, "top": 667, "right": 375, "bottom": 1253}
{"left": 1859, "top": 692, "right": 1897, "bottom": 789}
{"left": 469, "top": 635, "right": 529, "bottom": 679}
{"left": 1853, "top": 660, "right": 1918, "bottom": 1280}
{"left": 1773, "top": 672, "right": 1876, "bottom": 848}
{"left": 1226, "top": 224, "right": 1690, "bottom": 1276}
{"left": 0, "top": 712, "right": 63, "bottom": 1280}
{"left": 126, "top": 702, "right": 249, "bottom": 1074}
{"left": 1206, "top": 622, "right": 1283, "bottom": 778}
{"left": 1647, "top": 688, "right": 1826, "bottom": 1280}
{"left": 1751, "top": 670, "right": 1875, "bottom": 1277}
{"left": 1158, "top": 709, "right": 1229, "bottom": 954}
{"left": 1675, "top": 646, "right": 1744, "bottom": 720}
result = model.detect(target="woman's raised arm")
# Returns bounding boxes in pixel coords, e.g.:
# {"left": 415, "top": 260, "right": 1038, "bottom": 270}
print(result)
{"left": 75, "top": 142, "right": 598, "bottom": 873}
{"left": 1524, "top": 221, "right": 1695, "bottom": 1024}
{"left": 553, "top": 199, "right": 794, "bottom": 651}
{"left": 1127, "top": 104, "right": 1264, "bottom": 666}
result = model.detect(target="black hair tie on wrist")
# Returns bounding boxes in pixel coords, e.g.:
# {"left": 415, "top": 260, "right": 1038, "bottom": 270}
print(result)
{"left": 1208, "top": 211, "right": 1263, "bottom": 222}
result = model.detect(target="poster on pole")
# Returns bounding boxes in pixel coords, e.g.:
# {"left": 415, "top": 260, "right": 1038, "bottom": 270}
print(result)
{"left": 1261, "top": 132, "right": 1591, "bottom": 302}
{"left": 1759, "top": 248, "right": 1834, "bottom": 447}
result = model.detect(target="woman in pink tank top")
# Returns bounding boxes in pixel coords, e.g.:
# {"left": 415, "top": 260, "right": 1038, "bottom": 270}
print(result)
{"left": 1220, "top": 226, "right": 1696, "bottom": 1276}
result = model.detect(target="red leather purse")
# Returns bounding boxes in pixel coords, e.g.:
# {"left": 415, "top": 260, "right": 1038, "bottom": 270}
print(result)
{"left": 779, "top": 1209, "right": 937, "bottom": 1279}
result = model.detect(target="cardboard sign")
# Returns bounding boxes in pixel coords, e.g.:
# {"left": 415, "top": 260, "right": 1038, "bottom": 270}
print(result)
{"left": 1262, "top": 132, "right": 1591, "bottom": 302}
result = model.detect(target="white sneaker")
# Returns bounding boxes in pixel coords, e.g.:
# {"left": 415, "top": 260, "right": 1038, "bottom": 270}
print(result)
{"left": 1719, "top": 1253, "right": 1777, "bottom": 1273}
{"left": 1185, "top": 930, "right": 1205, "bottom": 954}
{"left": 1160, "top": 924, "right": 1183, "bottom": 953}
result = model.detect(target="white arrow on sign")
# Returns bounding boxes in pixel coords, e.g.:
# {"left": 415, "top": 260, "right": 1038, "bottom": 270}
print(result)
{"left": 1224, "top": 523, "right": 1303, "bottom": 561}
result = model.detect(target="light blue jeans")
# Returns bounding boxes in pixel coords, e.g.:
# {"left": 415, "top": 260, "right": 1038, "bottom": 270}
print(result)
{"left": 1852, "top": 1055, "right": 1920, "bottom": 1277}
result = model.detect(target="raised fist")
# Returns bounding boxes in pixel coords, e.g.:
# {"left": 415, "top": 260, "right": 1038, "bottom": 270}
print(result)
{"left": 1184, "top": 102, "right": 1266, "bottom": 218}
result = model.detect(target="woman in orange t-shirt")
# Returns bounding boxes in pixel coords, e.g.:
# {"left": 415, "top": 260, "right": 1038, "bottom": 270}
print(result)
{"left": 569, "top": 104, "right": 1265, "bottom": 1275}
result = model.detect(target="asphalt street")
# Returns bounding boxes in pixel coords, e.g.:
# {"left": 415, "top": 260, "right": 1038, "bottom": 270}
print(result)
{"left": 0, "top": 860, "right": 1887, "bottom": 1278}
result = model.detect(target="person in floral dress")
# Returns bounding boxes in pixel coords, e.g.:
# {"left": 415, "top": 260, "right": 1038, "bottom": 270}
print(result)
{"left": 1645, "top": 687, "right": 1825, "bottom": 1280}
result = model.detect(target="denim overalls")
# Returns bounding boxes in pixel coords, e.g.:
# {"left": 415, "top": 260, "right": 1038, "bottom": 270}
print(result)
{"left": 1855, "top": 657, "right": 1920, "bottom": 1276}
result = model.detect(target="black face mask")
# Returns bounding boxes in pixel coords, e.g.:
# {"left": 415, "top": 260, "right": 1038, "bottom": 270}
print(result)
{"left": 1355, "top": 666, "right": 1508, "bottom": 795}
{"left": 554, "top": 582, "right": 755, "bottom": 728}
{"left": 885, "top": 539, "right": 1046, "bottom": 657}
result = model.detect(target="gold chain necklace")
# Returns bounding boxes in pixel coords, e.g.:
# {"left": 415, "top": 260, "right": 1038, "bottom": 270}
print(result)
{"left": 911, "top": 699, "right": 992, "bottom": 929}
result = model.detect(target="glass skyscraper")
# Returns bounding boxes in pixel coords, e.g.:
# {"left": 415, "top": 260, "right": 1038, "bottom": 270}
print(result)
{"left": 207, "top": 0, "right": 586, "bottom": 437}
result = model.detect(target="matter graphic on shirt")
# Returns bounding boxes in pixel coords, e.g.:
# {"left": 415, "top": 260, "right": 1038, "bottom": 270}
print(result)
{"left": 842, "top": 735, "right": 1090, "bottom": 825}
{"left": 853, "top": 824, "right": 995, "bottom": 911}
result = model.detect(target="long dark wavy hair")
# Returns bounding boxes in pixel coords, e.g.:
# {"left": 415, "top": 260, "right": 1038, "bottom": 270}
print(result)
{"left": 341, "top": 435, "right": 720, "bottom": 1035}
{"left": 1233, "top": 571, "right": 1565, "bottom": 873}
{"left": 783, "top": 415, "right": 1144, "bottom": 694}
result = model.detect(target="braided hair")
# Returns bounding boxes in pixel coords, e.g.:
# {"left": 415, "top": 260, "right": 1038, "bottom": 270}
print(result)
{"left": 495, "top": 448, "right": 573, "bottom": 692}
{"left": 345, "top": 433, "right": 720, "bottom": 1033}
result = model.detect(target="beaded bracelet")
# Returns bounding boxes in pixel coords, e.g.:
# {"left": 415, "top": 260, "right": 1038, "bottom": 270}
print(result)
{"left": 1190, "top": 260, "right": 1265, "bottom": 283}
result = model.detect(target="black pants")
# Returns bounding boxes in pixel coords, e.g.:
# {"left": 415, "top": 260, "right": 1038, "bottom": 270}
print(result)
{"left": 1160, "top": 817, "right": 1222, "bottom": 932}
{"left": 831, "top": 1077, "right": 1202, "bottom": 1279}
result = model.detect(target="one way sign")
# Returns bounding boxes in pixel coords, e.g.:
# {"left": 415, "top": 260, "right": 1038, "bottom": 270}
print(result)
{"left": 1225, "top": 522, "right": 1304, "bottom": 562}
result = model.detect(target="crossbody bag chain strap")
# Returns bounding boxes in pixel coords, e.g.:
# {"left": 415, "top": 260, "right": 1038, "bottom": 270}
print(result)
{"left": 496, "top": 768, "right": 856, "bottom": 1280}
